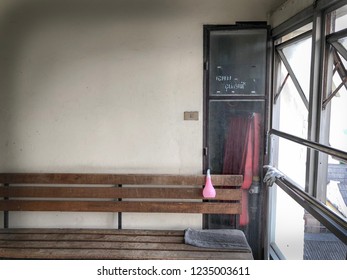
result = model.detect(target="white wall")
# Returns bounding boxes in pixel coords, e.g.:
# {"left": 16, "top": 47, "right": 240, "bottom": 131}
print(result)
{"left": 0, "top": 0, "right": 283, "bottom": 229}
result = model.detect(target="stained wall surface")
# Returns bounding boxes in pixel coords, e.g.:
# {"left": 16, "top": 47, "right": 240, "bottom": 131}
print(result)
{"left": 0, "top": 0, "right": 284, "bottom": 228}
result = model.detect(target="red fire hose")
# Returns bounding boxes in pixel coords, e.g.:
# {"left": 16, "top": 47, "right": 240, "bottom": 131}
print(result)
{"left": 240, "top": 113, "right": 261, "bottom": 226}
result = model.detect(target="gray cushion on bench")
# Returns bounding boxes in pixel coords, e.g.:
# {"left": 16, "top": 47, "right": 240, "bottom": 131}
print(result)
{"left": 184, "top": 228, "right": 252, "bottom": 252}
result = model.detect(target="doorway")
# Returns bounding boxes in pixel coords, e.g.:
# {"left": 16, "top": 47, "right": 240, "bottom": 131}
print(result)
{"left": 203, "top": 24, "right": 269, "bottom": 259}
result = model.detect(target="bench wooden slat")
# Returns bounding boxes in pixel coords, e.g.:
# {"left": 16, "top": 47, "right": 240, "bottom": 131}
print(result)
{"left": 0, "top": 228, "right": 184, "bottom": 236}
{"left": 0, "top": 229, "right": 253, "bottom": 259}
{"left": 0, "top": 186, "right": 241, "bottom": 200}
{"left": 0, "top": 200, "right": 241, "bottom": 214}
{"left": 0, "top": 173, "right": 243, "bottom": 186}
{"left": 0, "top": 240, "right": 251, "bottom": 253}
{"left": 0, "top": 233, "right": 184, "bottom": 243}
{"left": 0, "top": 248, "right": 253, "bottom": 260}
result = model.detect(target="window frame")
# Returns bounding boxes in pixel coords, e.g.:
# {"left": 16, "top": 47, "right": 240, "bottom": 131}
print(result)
{"left": 268, "top": 0, "right": 347, "bottom": 260}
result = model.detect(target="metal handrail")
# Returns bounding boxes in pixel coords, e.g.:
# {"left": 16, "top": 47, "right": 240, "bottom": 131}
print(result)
{"left": 270, "top": 129, "right": 347, "bottom": 162}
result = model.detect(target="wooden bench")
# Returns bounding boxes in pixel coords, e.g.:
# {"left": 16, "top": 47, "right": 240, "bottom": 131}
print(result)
{"left": 0, "top": 173, "right": 252, "bottom": 260}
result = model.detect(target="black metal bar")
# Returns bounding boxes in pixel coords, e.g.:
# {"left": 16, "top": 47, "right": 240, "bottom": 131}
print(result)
{"left": 330, "top": 41, "right": 347, "bottom": 62}
{"left": 275, "top": 30, "right": 312, "bottom": 50}
{"left": 4, "top": 184, "right": 9, "bottom": 228}
{"left": 117, "top": 184, "right": 122, "bottom": 230}
{"left": 332, "top": 49, "right": 347, "bottom": 91}
{"left": 269, "top": 242, "right": 286, "bottom": 260}
{"left": 306, "top": 11, "right": 324, "bottom": 197}
{"left": 317, "top": 0, "right": 347, "bottom": 12}
{"left": 274, "top": 72, "right": 290, "bottom": 103}
{"left": 323, "top": 77, "right": 347, "bottom": 108}
{"left": 326, "top": 28, "right": 347, "bottom": 44}
{"left": 4, "top": 210, "right": 8, "bottom": 229}
{"left": 270, "top": 129, "right": 347, "bottom": 162}
{"left": 274, "top": 175, "right": 347, "bottom": 244}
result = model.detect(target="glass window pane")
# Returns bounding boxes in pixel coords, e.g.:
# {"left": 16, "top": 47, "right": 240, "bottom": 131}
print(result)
{"left": 338, "top": 37, "right": 347, "bottom": 52}
{"left": 208, "top": 100, "right": 265, "bottom": 174}
{"left": 331, "top": 4, "right": 347, "bottom": 33}
{"left": 273, "top": 185, "right": 305, "bottom": 259}
{"left": 207, "top": 100, "right": 265, "bottom": 251}
{"left": 209, "top": 29, "right": 267, "bottom": 96}
{"left": 277, "top": 137, "right": 307, "bottom": 188}
{"left": 282, "top": 37, "right": 312, "bottom": 100}
{"left": 327, "top": 155, "right": 347, "bottom": 220}
{"left": 328, "top": 60, "right": 347, "bottom": 153}
{"left": 277, "top": 66, "right": 309, "bottom": 139}
{"left": 336, "top": 50, "right": 347, "bottom": 69}
{"left": 272, "top": 184, "right": 347, "bottom": 260}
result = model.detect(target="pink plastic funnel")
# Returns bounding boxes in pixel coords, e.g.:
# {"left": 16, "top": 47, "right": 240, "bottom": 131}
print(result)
{"left": 203, "top": 169, "right": 216, "bottom": 198}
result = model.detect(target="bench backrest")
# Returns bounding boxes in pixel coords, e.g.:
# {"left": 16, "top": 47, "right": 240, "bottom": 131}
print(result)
{"left": 0, "top": 173, "right": 243, "bottom": 214}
